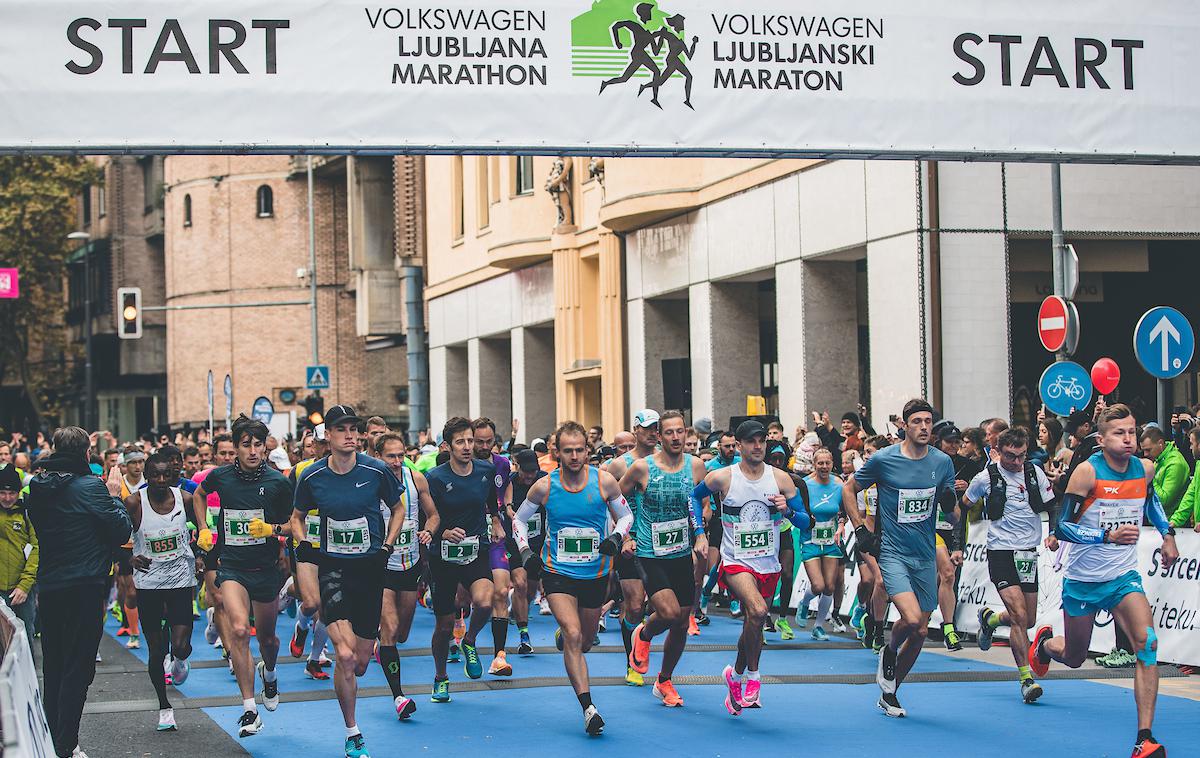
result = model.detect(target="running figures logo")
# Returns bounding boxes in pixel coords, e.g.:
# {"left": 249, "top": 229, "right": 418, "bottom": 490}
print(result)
{"left": 574, "top": 0, "right": 698, "bottom": 109}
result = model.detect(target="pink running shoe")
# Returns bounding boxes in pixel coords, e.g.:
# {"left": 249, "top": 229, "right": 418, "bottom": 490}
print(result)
{"left": 741, "top": 678, "right": 761, "bottom": 708}
{"left": 722, "top": 665, "right": 743, "bottom": 716}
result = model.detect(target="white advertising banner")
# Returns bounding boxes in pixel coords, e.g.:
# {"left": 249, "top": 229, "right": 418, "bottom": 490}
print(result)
{"left": 0, "top": 602, "right": 54, "bottom": 758}
{"left": 0, "top": 0, "right": 1197, "bottom": 159}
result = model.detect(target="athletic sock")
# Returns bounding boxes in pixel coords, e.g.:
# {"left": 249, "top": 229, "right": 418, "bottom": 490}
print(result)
{"left": 1137, "top": 729, "right": 1154, "bottom": 744}
{"left": 702, "top": 566, "right": 719, "bottom": 596}
{"left": 638, "top": 625, "right": 653, "bottom": 642}
{"left": 263, "top": 666, "right": 277, "bottom": 683}
{"left": 243, "top": 698, "right": 258, "bottom": 714}
{"left": 378, "top": 644, "right": 404, "bottom": 698}
{"left": 577, "top": 691, "right": 592, "bottom": 710}
{"left": 518, "top": 625, "right": 529, "bottom": 635}
{"left": 125, "top": 604, "right": 140, "bottom": 635}
{"left": 308, "top": 620, "right": 328, "bottom": 662}
{"left": 746, "top": 669, "right": 760, "bottom": 681}
{"left": 621, "top": 618, "right": 636, "bottom": 657}
{"left": 491, "top": 617, "right": 509, "bottom": 654}
{"left": 985, "top": 609, "right": 1003, "bottom": 630}
{"left": 658, "top": 673, "right": 669, "bottom": 684}
{"left": 345, "top": 725, "right": 360, "bottom": 738}
{"left": 297, "top": 609, "right": 313, "bottom": 631}
{"left": 1018, "top": 665, "right": 1032, "bottom": 681}
{"left": 816, "top": 594, "right": 833, "bottom": 625}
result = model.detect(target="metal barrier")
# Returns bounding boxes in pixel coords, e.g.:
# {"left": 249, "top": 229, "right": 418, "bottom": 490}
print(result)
{"left": 0, "top": 598, "right": 53, "bottom": 758}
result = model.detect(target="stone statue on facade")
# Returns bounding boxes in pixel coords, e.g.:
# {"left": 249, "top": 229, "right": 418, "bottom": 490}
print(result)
{"left": 545, "top": 157, "right": 574, "bottom": 229}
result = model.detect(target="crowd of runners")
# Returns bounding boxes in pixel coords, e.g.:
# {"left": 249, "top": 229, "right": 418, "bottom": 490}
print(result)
{"left": 3, "top": 395, "right": 1193, "bottom": 758}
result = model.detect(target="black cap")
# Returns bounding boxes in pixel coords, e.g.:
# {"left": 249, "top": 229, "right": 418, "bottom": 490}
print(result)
{"left": 324, "top": 404, "right": 362, "bottom": 428}
{"left": 1064, "top": 410, "right": 1092, "bottom": 436}
{"left": 0, "top": 465, "right": 20, "bottom": 492}
{"left": 515, "top": 449, "right": 540, "bottom": 473}
{"left": 735, "top": 420, "right": 767, "bottom": 441}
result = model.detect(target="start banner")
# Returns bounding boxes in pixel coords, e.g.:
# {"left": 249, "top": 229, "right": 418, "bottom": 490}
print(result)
{"left": 0, "top": 0, "right": 1197, "bottom": 160}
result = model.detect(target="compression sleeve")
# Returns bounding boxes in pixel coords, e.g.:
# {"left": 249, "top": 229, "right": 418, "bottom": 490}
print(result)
{"left": 511, "top": 498, "right": 539, "bottom": 552}
{"left": 689, "top": 481, "right": 709, "bottom": 537}
{"left": 607, "top": 496, "right": 633, "bottom": 537}
{"left": 1145, "top": 490, "right": 1172, "bottom": 535}
{"left": 1054, "top": 492, "right": 1106, "bottom": 544}
{"left": 785, "top": 491, "right": 811, "bottom": 531}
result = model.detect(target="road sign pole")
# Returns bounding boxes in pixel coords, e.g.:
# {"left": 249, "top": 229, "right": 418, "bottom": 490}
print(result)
{"left": 1050, "top": 164, "right": 1067, "bottom": 362}
{"left": 1158, "top": 379, "right": 1169, "bottom": 429}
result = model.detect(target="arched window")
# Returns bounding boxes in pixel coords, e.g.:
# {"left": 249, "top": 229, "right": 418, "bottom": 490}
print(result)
{"left": 256, "top": 185, "right": 274, "bottom": 218}
{"left": 183, "top": 194, "right": 192, "bottom": 227}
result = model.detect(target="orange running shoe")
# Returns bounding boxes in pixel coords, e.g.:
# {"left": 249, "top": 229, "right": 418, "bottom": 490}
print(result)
{"left": 629, "top": 623, "right": 651, "bottom": 674}
{"left": 1028, "top": 626, "right": 1053, "bottom": 678}
{"left": 653, "top": 678, "right": 684, "bottom": 707}
{"left": 688, "top": 615, "right": 700, "bottom": 637}
{"left": 1131, "top": 737, "right": 1166, "bottom": 758}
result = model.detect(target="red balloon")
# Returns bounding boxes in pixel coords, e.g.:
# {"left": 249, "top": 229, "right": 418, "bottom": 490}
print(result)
{"left": 1091, "top": 358, "right": 1121, "bottom": 395}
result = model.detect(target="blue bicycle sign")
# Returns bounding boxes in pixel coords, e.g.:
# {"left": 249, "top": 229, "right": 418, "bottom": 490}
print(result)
{"left": 1039, "top": 361, "right": 1093, "bottom": 417}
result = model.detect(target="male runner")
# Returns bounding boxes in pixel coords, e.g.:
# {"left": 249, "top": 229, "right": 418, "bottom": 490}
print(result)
{"left": 620, "top": 411, "right": 708, "bottom": 706}
{"left": 699, "top": 432, "right": 740, "bottom": 621}
{"left": 116, "top": 448, "right": 147, "bottom": 649}
{"left": 967, "top": 426, "right": 1055, "bottom": 703}
{"left": 604, "top": 409, "right": 659, "bottom": 686}
{"left": 1030, "top": 404, "right": 1178, "bottom": 758}
{"left": 375, "top": 432, "right": 437, "bottom": 720}
{"left": 288, "top": 428, "right": 333, "bottom": 680}
{"left": 690, "top": 420, "right": 809, "bottom": 714}
{"left": 508, "top": 449, "right": 548, "bottom": 654}
{"left": 842, "top": 399, "right": 958, "bottom": 718}
{"left": 126, "top": 452, "right": 199, "bottom": 733}
{"left": 193, "top": 416, "right": 294, "bottom": 738}
{"left": 291, "top": 405, "right": 404, "bottom": 758}
{"left": 425, "top": 417, "right": 504, "bottom": 702}
{"left": 472, "top": 417, "right": 516, "bottom": 676}
{"left": 512, "top": 421, "right": 631, "bottom": 734}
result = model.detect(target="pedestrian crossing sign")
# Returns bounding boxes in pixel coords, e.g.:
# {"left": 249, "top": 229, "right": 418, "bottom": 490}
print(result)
{"left": 306, "top": 365, "right": 330, "bottom": 390}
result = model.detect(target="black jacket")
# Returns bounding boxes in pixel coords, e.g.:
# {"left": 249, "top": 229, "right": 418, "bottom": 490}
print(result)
{"left": 26, "top": 453, "right": 132, "bottom": 591}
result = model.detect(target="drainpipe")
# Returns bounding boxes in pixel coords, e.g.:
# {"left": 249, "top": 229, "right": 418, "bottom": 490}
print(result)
{"left": 927, "top": 161, "right": 943, "bottom": 410}
{"left": 402, "top": 265, "right": 428, "bottom": 443}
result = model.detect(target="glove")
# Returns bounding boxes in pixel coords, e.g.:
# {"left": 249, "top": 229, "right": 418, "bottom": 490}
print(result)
{"left": 855, "top": 524, "right": 879, "bottom": 557}
{"left": 197, "top": 528, "right": 215, "bottom": 552}
{"left": 598, "top": 533, "right": 624, "bottom": 556}
{"left": 247, "top": 519, "right": 274, "bottom": 539}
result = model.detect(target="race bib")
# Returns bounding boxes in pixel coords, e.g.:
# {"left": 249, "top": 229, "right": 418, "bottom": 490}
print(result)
{"left": 811, "top": 519, "right": 836, "bottom": 546}
{"left": 304, "top": 514, "right": 321, "bottom": 546}
{"left": 733, "top": 520, "right": 775, "bottom": 559}
{"left": 327, "top": 516, "right": 371, "bottom": 555}
{"left": 527, "top": 512, "right": 543, "bottom": 539}
{"left": 556, "top": 527, "right": 600, "bottom": 564}
{"left": 224, "top": 508, "right": 265, "bottom": 546}
{"left": 897, "top": 488, "right": 935, "bottom": 524}
{"left": 1015, "top": 549, "right": 1038, "bottom": 584}
{"left": 1097, "top": 504, "right": 1141, "bottom": 532}
{"left": 935, "top": 510, "right": 954, "bottom": 531}
{"left": 651, "top": 517, "right": 689, "bottom": 556}
{"left": 145, "top": 527, "right": 185, "bottom": 561}
{"left": 865, "top": 488, "right": 877, "bottom": 517}
{"left": 395, "top": 519, "right": 418, "bottom": 555}
{"left": 441, "top": 535, "right": 479, "bottom": 564}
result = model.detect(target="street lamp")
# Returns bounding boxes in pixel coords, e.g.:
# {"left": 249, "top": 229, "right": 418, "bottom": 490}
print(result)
{"left": 67, "top": 231, "right": 94, "bottom": 431}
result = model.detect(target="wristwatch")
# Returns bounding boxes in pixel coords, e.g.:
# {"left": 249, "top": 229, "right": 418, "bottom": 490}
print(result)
{"left": 381, "top": 542, "right": 395, "bottom": 555}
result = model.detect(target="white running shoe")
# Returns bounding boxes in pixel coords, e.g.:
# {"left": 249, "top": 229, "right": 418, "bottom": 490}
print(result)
{"left": 169, "top": 657, "right": 190, "bottom": 685}
{"left": 876, "top": 644, "right": 897, "bottom": 695}
{"left": 157, "top": 708, "right": 178, "bottom": 731}
{"left": 71, "top": 746, "right": 89, "bottom": 757}
{"left": 257, "top": 661, "right": 280, "bottom": 711}
{"left": 538, "top": 596, "right": 551, "bottom": 616}
{"left": 204, "top": 607, "right": 219, "bottom": 645}
{"left": 583, "top": 704, "right": 604, "bottom": 735}
{"left": 877, "top": 693, "right": 906, "bottom": 718}
{"left": 237, "top": 710, "right": 263, "bottom": 738}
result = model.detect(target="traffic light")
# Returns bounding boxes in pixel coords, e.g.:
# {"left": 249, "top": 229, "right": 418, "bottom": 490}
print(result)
{"left": 303, "top": 394, "right": 324, "bottom": 428}
{"left": 117, "top": 287, "right": 142, "bottom": 339}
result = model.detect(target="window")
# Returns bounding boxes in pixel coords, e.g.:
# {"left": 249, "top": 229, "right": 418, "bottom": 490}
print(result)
{"left": 81, "top": 185, "right": 92, "bottom": 226}
{"left": 183, "top": 194, "right": 192, "bottom": 227}
{"left": 489, "top": 156, "right": 500, "bottom": 203}
{"left": 451, "top": 157, "right": 464, "bottom": 239}
{"left": 141, "top": 157, "right": 155, "bottom": 212}
{"left": 515, "top": 156, "right": 534, "bottom": 195}
{"left": 476, "top": 157, "right": 489, "bottom": 230}
{"left": 97, "top": 182, "right": 106, "bottom": 218}
{"left": 256, "top": 185, "right": 274, "bottom": 218}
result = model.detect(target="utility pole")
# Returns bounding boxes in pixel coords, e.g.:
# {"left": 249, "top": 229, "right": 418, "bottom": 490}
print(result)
{"left": 307, "top": 156, "right": 320, "bottom": 401}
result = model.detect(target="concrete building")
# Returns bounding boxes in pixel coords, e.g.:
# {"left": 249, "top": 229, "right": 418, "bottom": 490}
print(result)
{"left": 162, "top": 156, "right": 418, "bottom": 433}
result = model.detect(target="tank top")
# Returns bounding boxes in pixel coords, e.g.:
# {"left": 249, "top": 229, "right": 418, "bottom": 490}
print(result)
{"left": 1066, "top": 452, "right": 1147, "bottom": 583}
{"left": 380, "top": 466, "right": 421, "bottom": 571}
{"left": 804, "top": 474, "right": 843, "bottom": 547}
{"left": 133, "top": 487, "right": 196, "bottom": 590}
{"left": 541, "top": 467, "right": 611, "bottom": 580}
{"left": 719, "top": 464, "right": 783, "bottom": 574}
{"left": 635, "top": 454, "right": 695, "bottom": 559}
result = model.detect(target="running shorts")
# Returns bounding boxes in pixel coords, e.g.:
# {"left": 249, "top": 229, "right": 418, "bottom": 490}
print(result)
{"left": 800, "top": 542, "right": 845, "bottom": 563}
{"left": 115, "top": 546, "right": 135, "bottom": 577}
{"left": 508, "top": 538, "right": 545, "bottom": 581}
{"left": 320, "top": 555, "right": 386, "bottom": 639}
{"left": 295, "top": 541, "right": 321, "bottom": 566}
{"left": 615, "top": 550, "right": 640, "bottom": 583}
{"left": 1061, "top": 570, "right": 1144, "bottom": 617}
{"left": 137, "top": 587, "right": 195, "bottom": 627}
{"left": 541, "top": 571, "right": 609, "bottom": 609}
{"left": 383, "top": 563, "right": 424, "bottom": 593}
{"left": 489, "top": 539, "right": 509, "bottom": 572}
{"left": 428, "top": 552, "right": 491, "bottom": 616}
{"left": 718, "top": 565, "right": 781, "bottom": 601}
{"left": 705, "top": 512, "right": 723, "bottom": 550}
{"left": 636, "top": 554, "right": 696, "bottom": 607}
{"left": 216, "top": 564, "right": 285, "bottom": 604}
{"left": 877, "top": 553, "right": 937, "bottom": 612}
{"left": 987, "top": 548, "right": 1040, "bottom": 593}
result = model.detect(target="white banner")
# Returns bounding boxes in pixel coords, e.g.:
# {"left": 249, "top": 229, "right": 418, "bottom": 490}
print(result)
{"left": 0, "top": 0, "right": 1198, "bottom": 160}
{"left": 0, "top": 602, "right": 54, "bottom": 758}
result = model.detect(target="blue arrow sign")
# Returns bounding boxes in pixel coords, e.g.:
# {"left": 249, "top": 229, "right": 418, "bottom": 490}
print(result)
{"left": 1039, "top": 361, "right": 1093, "bottom": 418}
{"left": 1134, "top": 306, "right": 1195, "bottom": 380}
{"left": 306, "top": 365, "right": 330, "bottom": 390}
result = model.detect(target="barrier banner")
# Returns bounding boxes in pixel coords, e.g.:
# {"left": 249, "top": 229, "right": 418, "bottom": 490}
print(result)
{"left": 0, "top": 601, "right": 53, "bottom": 758}
{"left": 0, "top": 0, "right": 1197, "bottom": 159}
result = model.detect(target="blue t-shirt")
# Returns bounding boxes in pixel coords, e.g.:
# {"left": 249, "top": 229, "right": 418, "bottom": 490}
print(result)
{"left": 426, "top": 459, "right": 498, "bottom": 551}
{"left": 705, "top": 454, "right": 740, "bottom": 472}
{"left": 176, "top": 477, "right": 199, "bottom": 495}
{"left": 853, "top": 444, "right": 956, "bottom": 565}
{"left": 293, "top": 453, "right": 400, "bottom": 559}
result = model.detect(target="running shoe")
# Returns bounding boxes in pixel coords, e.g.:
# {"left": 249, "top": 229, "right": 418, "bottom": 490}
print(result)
{"left": 812, "top": 626, "right": 829, "bottom": 642}
{"left": 775, "top": 618, "right": 794, "bottom": 641}
{"left": 1132, "top": 737, "right": 1167, "bottom": 758}
{"left": 488, "top": 650, "right": 513, "bottom": 676}
{"left": 1028, "top": 625, "right": 1054, "bottom": 678}
{"left": 345, "top": 734, "right": 370, "bottom": 758}
{"left": 169, "top": 657, "right": 190, "bottom": 686}
{"left": 762, "top": 616, "right": 775, "bottom": 633}
{"left": 942, "top": 623, "right": 963, "bottom": 651}
{"left": 832, "top": 619, "right": 848, "bottom": 634}
{"left": 284, "top": 598, "right": 297, "bottom": 618}
{"left": 653, "top": 678, "right": 684, "bottom": 707}
{"left": 625, "top": 666, "right": 644, "bottom": 686}
{"left": 629, "top": 622, "right": 651, "bottom": 674}
{"left": 1098, "top": 649, "right": 1137, "bottom": 669}
{"left": 877, "top": 644, "right": 897, "bottom": 694}
{"left": 430, "top": 678, "right": 451, "bottom": 703}
{"left": 794, "top": 613, "right": 809, "bottom": 630}
{"left": 730, "top": 600, "right": 742, "bottom": 618}
{"left": 305, "top": 660, "right": 330, "bottom": 680}
{"left": 695, "top": 609, "right": 710, "bottom": 626}
{"left": 116, "top": 626, "right": 130, "bottom": 637}
{"left": 741, "top": 678, "right": 761, "bottom": 707}
{"left": 462, "top": 641, "right": 483, "bottom": 679}
{"left": 289, "top": 624, "right": 309, "bottom": 658}
{"left": 538, "top": 597, "right": 551, "bottom": 615}
{"left": 193, "top": 600, "right": 201, "bottom": 620}
{"left": 237, "top": 710, "right": 262, "bottom": 737}
{"left": 71, "top": 748, "right": 89, "bottom": 758}
{"left": 699, "top": 596, "right": 710, "bottom": 616}
{"left": 609, "top": 606, "right": 621, "bottom": 618}
{"left": 877, "top": 693, "right": 906, "bottom": 718}
{"left": 125, "top": 635, "right": 140, "bottom": 650}
{"left": 722, "top": 665, "right": 743, "bottom": 716}
{"left": 318, "top": 650, "right": 333, "bottom": 667}
{"left": 257, "top": 661, "right": 279, "bottom": 711}
{"left": 688, "top": 615, "right": 700, "bottom": 636}
{"left": 583, "top": 704, "right": 605, "bottom": 735}
{"left": 156, "top": 708, "right": 177, "bottom": 732}
{"left": 873, "top": 627, "right": 885, "bottom": 655}
{"left": 1020, "top": 678, "right": 1043, "bottom": 704}
{"left": 598, "top": 615, "right": 607, "bottom": 632}
{"left": 850, "top": 602, "right": 865, "bottom": 634}
{"left": 517, "top": 630, "right": 534, "bottom": 655}
{"left": 95, "top": 652, "right": 102, "bottom": 663}
{"left": 447, "top": 643, "right": 460, "bottom": 663}
{"left": 555, "top": 628, "right": 564, "bottom": 651}
{"left": 977, "top": 608, "right": 996, "bottom": 651}
{"left": 395, "top": 695, "right": 416, "bottom": 720}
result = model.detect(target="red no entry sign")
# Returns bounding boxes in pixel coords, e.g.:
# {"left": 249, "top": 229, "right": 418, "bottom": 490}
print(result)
{"left": 1038, "top": 296, "right": 1071, "bottom": 352}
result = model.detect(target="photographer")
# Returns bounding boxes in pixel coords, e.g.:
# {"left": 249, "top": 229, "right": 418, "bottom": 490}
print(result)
{"left": 1170, "top": 406, "right": 1197, "bottom": 467}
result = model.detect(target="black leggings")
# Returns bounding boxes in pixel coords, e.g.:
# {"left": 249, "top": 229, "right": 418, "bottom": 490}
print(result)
{"left": 137, "top": 587, "right": 195, "bottom": 709}
{"left": 775, "top": 540, "right": 795, "bottom": 616}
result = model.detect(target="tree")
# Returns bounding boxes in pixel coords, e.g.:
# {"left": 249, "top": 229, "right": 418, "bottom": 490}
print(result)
{"left": 0, "top": 156, "right": 100, "bottom": 431}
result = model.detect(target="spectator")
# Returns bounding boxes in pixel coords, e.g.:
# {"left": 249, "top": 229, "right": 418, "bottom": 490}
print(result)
{"left": 1141, "top": 426, "right": 1189, "bottom": 517}
{"left": 1169, "top": 427, "right": 1200, "bottom": 530}
{"left": 587, "top": 425, "right": 604, "bottom": 451}
{"left": 26, "top": 427, "right": 132, "bottom": 758}
{"left": 0, "top": 464, "right": 37, "bottom": 641}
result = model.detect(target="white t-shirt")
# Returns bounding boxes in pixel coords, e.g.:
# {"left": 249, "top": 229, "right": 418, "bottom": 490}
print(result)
{"left": 965, "top": 464, "right": 1053, "bottom": 551}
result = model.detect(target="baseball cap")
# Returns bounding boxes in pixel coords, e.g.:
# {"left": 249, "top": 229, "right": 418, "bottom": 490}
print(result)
{"left": 735, "top": 420, "right": 767, "bottom": 441}
{"left": 515, "top": 449, "right": 540, "bottom": 474}
{"left": 694, "top": 417, "right": 714, "bottom": 436}
{"left": 324, "top": 404, "right": 362, "bottom": 428}
{"left": 633, "top": 409, "right": 660, "bottom": 428}
{"left": 1064, "top": 410, "right": 1092, "bottom": 436}
{"left": 268, "top": 447, "right": 291, "bottom": 470}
